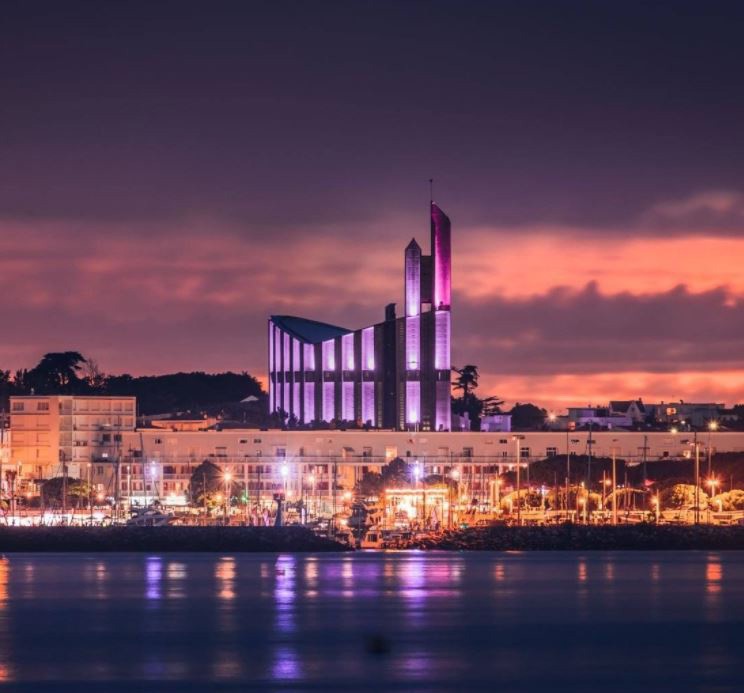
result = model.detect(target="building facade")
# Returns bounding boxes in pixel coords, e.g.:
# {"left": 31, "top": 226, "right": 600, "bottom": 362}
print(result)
{"left": 102, "top": 428, "right": 744, "bottom": 508}
{"left": 9, "top": 395, "right": 136, "bottom": 492}
{"left": 268, "top": 202, "right": 452, "bottom": 432}
{"left": 6, "top": 396, "right": 744, "bottom": 508}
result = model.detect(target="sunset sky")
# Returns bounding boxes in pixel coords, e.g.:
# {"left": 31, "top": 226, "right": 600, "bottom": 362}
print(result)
{"left": 2, "top": 1, "right": 744, "bottom": 409}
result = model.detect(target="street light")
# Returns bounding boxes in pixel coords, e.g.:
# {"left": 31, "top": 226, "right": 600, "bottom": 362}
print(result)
{"left": 706, "top": 478, "right": 719, "bottom": 523}
{"left": 512, "top": 435, "right": 525, "bottom": 526}
{"left": 223, "top": 471, "right": 232, "bottom": 522}
{"left": 708, "top": 421, "right": 718, "bottom": 479}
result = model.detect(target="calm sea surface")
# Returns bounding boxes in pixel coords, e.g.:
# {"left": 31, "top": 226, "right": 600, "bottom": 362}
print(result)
{"left": 0, "top": 551, "right": 742, "bottom": 692}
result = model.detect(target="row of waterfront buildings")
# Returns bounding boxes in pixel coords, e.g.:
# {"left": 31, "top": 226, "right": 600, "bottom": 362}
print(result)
{"left": 3, "top": 200, "right": 740, "bottom": 509}
{"left": 4, "top": 394, "right": 744, "bottom": 509}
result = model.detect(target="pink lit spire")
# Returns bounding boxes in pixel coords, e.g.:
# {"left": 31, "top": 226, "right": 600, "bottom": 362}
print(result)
{"left": 405, "top": 238, "right": 421, "bottom": 317}
{"left": 431, "top": 202, "right": 451, "bottom": 310}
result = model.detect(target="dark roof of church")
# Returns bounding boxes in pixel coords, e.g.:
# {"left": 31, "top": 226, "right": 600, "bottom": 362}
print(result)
{"left": 270, "top": 315, "right": 351, "bottom": 343}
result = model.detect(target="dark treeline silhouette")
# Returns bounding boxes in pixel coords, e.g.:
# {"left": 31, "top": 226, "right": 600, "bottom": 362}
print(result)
{"left": 0, "top": 352, "right": 264, "bottom": 416}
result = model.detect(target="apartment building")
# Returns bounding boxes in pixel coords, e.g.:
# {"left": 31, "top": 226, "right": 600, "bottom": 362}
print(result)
{"left": 9, "top": 396, "right": 136, "bottom": 490}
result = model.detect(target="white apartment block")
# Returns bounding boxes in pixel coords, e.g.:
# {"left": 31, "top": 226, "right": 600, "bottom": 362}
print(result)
{"left": 9, "top": 396, "right": 136, "bottom": 490}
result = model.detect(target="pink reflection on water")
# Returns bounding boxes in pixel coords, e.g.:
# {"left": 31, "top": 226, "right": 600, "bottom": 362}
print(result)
{"left": 216, "top": 557, "right": 235, "bottom": 600}
{"left": 166, "top": 561, "right": 186, "bottom": 599}
{"left": 271, "top": 645, "right": 302, "bottom": 681}
{"left": 274, "top": 556, "right": 297, "bottom": 634}
{"left": 145, "top": 557, "right": 161, "bottom": 601}
{"left": 706, "top": 555, "right": 722, "bottom": 596}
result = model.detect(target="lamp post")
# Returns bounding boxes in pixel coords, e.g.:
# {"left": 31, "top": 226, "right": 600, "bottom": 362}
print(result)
{"left": 707, "top": 478, "right": 718, "bottom": 523}
{"left": 223, "top": 470, "right": 232, "bottom": 523}
{"left": 694, "top": 434, "right": 701, "bottom": 525}
{"left": 513, "top": 435, "right": 525, "bottom": 526}
{"left": 450, "top": 467, "right": 460, "bottom": 528}
{"left": 707, "top": 421, "right": 718, "bottom": 479}
{"left": 308, "top": 472, "right": 316, "bottom": 521}
{"left": 611, "top": 440, "right": 619, "bottom": 526}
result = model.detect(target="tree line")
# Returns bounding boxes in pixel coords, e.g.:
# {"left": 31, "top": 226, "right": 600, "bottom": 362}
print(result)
{"left": 0, "top": 351, "right": 264, "bottom": 416}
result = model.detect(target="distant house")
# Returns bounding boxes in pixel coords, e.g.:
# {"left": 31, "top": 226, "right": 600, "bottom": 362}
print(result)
{"left": 609, "top": 400, "right": 646, "bottom": 425}
{"left": 567, "top": 406, "right": 632, "bottom": 430}
{"left": 646, "top": 401, "right": 724, "bottom": 428}
{"left": 452, "top": 413, "right": 512, "bottom": 432}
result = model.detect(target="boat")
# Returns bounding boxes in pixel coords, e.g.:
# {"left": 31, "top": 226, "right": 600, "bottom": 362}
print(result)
{"left": 126, "top": 509, "right": 173, "bottom": 527}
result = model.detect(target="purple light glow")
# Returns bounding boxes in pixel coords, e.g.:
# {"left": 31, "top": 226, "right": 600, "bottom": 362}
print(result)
{"left": 434, "top": 311, "right": 450, "bottom": 370}
{"left": 303, "top": 382, "right": 315, "bottom": 423}
{"left": 435, "top": 380, "right": 450, "bottom": 431}
{"left": 292, "top": 382, "right": 300, "bottom": 418}
{"left": 405, "top": 239, "right": 421, "bottom": 317}
{"left": 431, "top": 203, "right": 451, "bottom": 310}
{"left": 292, "top": 337, "right": 300, "bottom": 372}
{"left": 362, "top": 381, "right": 374, "bottom": 424}
{"left": 283, "top": 331, "right": 291, "bottom": 373}
{"left": 269, "top": 325, "right": 275, "bottom": 412}
{"left": 362, "top": 327, "right": 374, "bottom": 370}
{"left": 406, "top": 381, "right": 420, "bottom": 424}
{"left": 322, "top": 340, "right": 335, "bottom": 371}
{"left": 322, "top": 382, "right": 334, "bottom": 422}
{"left": 405, "top": 316, "right": 420, "bottom": 370}
{"left": 303, "top": 343, "right": 315, "bottom": 371}
{"left": 342, "top": 381, "right": 354, "bottom": 420}
{"left": 342, "top": 333, "right": 354, "bottom": 370}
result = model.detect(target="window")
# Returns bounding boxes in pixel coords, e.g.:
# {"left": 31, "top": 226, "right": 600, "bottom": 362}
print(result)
{"left": 499, "top": 439, "right": 508, "bottom": 445}
{"left": 275, "top": 448, "right": 286, "bottom": 458}
{"left": 362, "top": 447, "right": 372, "bottom": 458}
{"left": 520, "top": 447, "right": 531, "bottom": 458}
{"left": 96, "top": 466, "right": 104, "bottom": 475}
{"left": 37, "top": 402, "right": 49, "bottom": 411}
{"left": 12, "top": 402, "right": 24, "bottom": 412}
{"left": 154, "top": 438, "right": 163, "bottom": 445}
{"left": 546, "top": 447, "right": 558, "bottom": 457}
{"left": 102, "top": 433, "right": 111, "bottom": 443}
{"left": 462, "top": 447, "right": 473, "bottom": 458}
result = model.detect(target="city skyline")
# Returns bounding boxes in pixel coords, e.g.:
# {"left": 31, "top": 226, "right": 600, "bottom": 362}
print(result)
{"left": 2, "top": 2, "right": 744, "bottom": 408}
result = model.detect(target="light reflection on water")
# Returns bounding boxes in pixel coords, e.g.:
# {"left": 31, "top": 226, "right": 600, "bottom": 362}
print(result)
{"left": 0, "top": 552, "right": 742, "bottom": 691}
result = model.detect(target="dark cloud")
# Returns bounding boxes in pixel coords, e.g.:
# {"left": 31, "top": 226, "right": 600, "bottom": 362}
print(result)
{"left": 455, "top": 283, "right": 744, "bottom": 376}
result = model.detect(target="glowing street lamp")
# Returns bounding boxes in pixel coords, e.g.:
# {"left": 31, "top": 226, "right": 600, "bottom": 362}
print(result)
{"left": 223, "top": 470, "right": 233, "bottom": 521}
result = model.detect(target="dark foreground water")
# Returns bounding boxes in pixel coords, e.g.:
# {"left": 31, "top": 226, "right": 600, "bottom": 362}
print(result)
{"left": 0, "top": 552, "right": 742, "bottom": 692}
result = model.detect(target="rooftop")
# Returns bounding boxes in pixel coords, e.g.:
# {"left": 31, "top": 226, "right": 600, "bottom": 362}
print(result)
{"left": 270, "top": 315, "right": 351, "bottom": 344}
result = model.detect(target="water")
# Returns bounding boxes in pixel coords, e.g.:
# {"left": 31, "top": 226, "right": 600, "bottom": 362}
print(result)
{"left": 0, "top": 551, "right": 741, "bottom": 691}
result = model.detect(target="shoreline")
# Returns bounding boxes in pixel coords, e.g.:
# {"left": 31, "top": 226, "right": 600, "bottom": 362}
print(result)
{"left": 0, "top": 526, "right": 349, "bottom": 552}
{"left": 401, "top": 524, "right": 744, "bottom": 551}
{"left": 1, "top": 524, "right": 744, "bottom": 552}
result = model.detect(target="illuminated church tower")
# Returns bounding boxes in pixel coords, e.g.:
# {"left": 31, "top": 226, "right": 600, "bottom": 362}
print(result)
{"left": 400, "top": 202, "right": 452, "bottom": 431}
{"left": 268, "top": 201, "right": 452, "bottom": 431}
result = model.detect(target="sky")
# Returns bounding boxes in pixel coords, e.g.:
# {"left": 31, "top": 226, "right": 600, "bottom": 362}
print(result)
{"left": 2, "top": 0, "right": 744, "bottom": 409}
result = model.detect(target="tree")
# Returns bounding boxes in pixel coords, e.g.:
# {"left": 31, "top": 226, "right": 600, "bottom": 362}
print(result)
{"left": 659, "top": 483, "right": 709, "bottom": 509}
{"left": 188, "top": 460, "right": 229, "bottom": 508}
{"left": 41, "top": 476, "right": 92, "bottom": 508}
{"left": 509, "top": 402, "right": 547, "bottom": 430}
{"left": 356, "top": 458, "right": 412, "bottom": 497}
{"left": 452, "top": 365, "right": 479, "bottom": 398}
{"left": 81, "top": 357, "right": 106, "bottom": 392}
{"left": 451, "top": 365, "right": 503, "bottom": 431}
{"left": 26, "top": 352, "right": 87, "bottom": 394}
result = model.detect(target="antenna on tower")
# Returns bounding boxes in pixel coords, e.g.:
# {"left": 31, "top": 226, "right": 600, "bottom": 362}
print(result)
{"left": 428, "top": 178, "right": 434, "bottom": 203}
